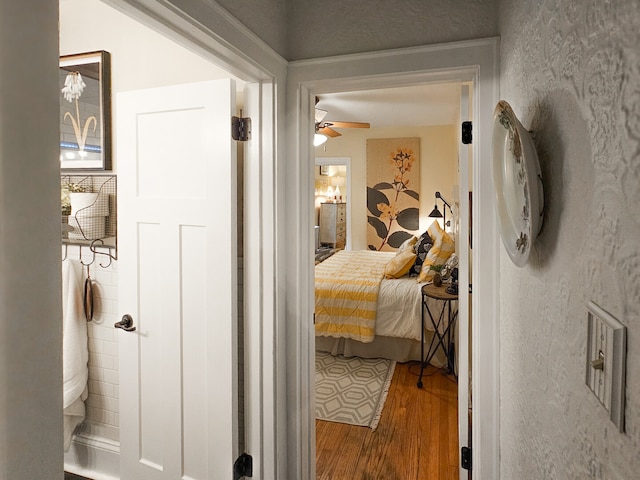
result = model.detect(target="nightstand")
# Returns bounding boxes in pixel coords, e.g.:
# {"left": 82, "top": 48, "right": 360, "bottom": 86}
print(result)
{"left": 417, "top": 283, "right": 458, "bottom": 388}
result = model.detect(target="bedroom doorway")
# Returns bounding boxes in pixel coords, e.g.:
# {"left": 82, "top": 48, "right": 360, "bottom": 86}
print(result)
{"left": 311, "top": 83, "right": 469, "bottom": 479}
{"left": 289, "top": 39, "right": 500, "bottom": 479}
{"left": 315, "top": 157, "right": 351, "bottom": 252}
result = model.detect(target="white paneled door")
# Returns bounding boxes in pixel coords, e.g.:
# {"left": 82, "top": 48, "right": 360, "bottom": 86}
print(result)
{"left": 117, "top": 79, "right": 239, "bottom": 479}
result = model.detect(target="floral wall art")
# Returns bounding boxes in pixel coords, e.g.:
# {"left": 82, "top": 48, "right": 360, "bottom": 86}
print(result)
{"left": 59, "top": 50, "right": 111, "bottom": 170}
{"left": 366, "top": 137, "right": 420, "bottom": 251}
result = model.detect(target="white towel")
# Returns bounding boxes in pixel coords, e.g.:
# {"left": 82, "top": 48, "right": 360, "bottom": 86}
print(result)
{"left": 62, "top": 259, "right": 89, "bottom": 451}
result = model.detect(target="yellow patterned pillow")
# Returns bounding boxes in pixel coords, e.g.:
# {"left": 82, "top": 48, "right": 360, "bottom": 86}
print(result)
{"left": 384, "top": 248, "right": 417, "bottom": 279}
{"left": 417, "top": 221, "right": 455, "bottom": 282}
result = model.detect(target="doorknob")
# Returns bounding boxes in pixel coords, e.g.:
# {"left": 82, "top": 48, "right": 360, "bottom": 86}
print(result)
{"left": 115, "top": 314, "right": 136, "bottom": 332}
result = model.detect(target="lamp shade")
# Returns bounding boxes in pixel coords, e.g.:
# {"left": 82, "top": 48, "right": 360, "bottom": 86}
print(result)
{"left": 428, "top": 205, "right": 443, "bottom": 218}
{"left": 314, "top": 133, "right": 327, "bottom": 146}
{"left": 330, "top": 176, "right": 345, "bottom": 187}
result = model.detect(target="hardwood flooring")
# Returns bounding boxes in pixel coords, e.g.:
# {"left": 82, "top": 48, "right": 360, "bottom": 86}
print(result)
{"left": 316, "top": 362, "right": 459, "bottom": 480}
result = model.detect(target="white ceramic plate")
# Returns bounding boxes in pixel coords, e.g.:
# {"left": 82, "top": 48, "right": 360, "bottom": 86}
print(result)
{"left": 491, "top": 100, "right": 544, "bottom": 267}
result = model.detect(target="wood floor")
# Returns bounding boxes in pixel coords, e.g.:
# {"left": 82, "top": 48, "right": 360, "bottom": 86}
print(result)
{"left": 316, "top": 362, "right": 459, "bottom": 480}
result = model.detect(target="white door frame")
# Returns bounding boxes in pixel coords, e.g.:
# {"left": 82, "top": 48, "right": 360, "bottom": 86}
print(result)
{"left": 286, "top": 38, "right": 500, "bottom": 480}
{"left": 103, "top": 1, "right": 287, "bottom": 478}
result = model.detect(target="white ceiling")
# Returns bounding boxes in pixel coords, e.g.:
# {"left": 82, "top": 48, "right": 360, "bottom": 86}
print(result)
{"left": 315, "top": 82, "right": 461, "bottom": 129}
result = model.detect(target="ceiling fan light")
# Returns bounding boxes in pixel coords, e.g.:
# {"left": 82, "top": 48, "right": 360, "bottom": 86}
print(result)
{"left": 314, "top": 133, "right": 328, "bottom": 146}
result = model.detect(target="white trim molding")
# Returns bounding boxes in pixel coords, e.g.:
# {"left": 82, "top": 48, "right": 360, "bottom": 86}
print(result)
{"left": 97, "top": 2, "right": 287, "bottom": 479}
{"left": 286, "top": 37, "right": 500, "bottom": 480}
{"left": 64, "top": 429, "right": 120, "bottom": 480}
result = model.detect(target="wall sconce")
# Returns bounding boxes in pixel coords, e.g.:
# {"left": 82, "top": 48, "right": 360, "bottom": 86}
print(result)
{"left": 428, "top": 191, "right": 453, "bottom": 229}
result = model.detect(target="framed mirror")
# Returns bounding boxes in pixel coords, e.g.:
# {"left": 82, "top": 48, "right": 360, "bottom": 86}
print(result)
{"left": 59, "top": 50, "right": 111, "bottom": 170}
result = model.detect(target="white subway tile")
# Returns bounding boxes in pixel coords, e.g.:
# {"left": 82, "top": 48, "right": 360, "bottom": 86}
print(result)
{"left": 88, "top": 337, "right": 104, "bottom": 353}
{"left": 98, "top": 285, "right": 118, "bottom": 301}
{"left": 102, "top": 395, "right": 119, "bottom": 413}
{"left": 86, "top": 407, "right": 119, "bottom": 427}
{"left": 102, "top": 340, "right": 118, "bottom": 357}
{"left": 93, "top": 270, "right": 114, "bottom": 286}
{"left": 86, "top": 394, "right": 105, "bottom": 409}
{"left": 88, "top": 379, "right": 114, "bottom": 398}
{"left": 89, "top": 324, "right": 115, "bottom": 341}
{"left": 103, "top": 368, "right": 119, "bottom": 385}
{"left": 88, "top": 352, "right": 114, "bottom": 370}
{"left": 88, "top": 366, "right": 104, "bottom": 381}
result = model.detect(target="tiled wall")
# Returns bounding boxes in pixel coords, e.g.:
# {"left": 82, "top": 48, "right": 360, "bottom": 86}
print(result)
{"left": 64, "top": 246, "right": 119, "bottom": 442}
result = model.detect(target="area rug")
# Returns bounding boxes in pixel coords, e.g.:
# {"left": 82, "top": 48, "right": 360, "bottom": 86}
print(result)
{"left": 315, "top": 351, "right": 396, "bottom": 430}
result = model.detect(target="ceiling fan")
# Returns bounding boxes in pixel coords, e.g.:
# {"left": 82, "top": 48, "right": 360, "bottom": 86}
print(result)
{"left": 314, "top": 96, "right": 370, "bottom": 145}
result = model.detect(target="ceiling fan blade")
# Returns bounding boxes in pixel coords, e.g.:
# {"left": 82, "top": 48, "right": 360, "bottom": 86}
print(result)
{"left": 325, "top": 121, "right": 370, "bottom": 129}
{"left": 319, "top": 126, "right": 341, "bottom": 138}
{"left": 315, "top": 108, "right": 328, "bottom": 123}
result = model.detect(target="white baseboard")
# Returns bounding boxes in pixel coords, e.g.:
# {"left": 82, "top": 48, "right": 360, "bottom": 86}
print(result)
{"left": 64, "top": 430, "right": 120, "bottom": 480}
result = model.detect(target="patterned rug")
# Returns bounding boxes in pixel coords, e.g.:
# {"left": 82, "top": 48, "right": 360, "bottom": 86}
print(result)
{"left": 315, "top": 351, "right": 396, "bottom": 430}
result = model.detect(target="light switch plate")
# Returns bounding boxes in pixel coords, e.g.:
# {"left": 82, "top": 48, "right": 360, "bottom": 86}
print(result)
{"left": 585, "top": 301, "right": 627, "bottom": 432}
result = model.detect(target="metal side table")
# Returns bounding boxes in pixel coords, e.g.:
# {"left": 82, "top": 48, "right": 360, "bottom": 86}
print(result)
{"left": 417, "top": 283, "right": 458, "bottom": 388}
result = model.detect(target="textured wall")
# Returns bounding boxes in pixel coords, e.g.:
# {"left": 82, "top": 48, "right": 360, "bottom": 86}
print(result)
{"left": 215, "top": 0, "right": 288, "bottom": 57}
{"left": 288, "top": 0, "right": 498, "bottom": 60}
{"left": 214, "top": 0, "right": 498, "bottom": 60}
{"left": 499, "top": 0, "right": 640, "bottom": 478}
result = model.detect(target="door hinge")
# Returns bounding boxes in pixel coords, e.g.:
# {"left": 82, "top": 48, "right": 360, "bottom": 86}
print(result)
{"left": 461, "top": 121, "right": 472, "bottom": 144}
{"left": 233, "top": 453, "right": 253, "bottom": 479}
{"left": 461, "top": 446, "right": 472, "bottom": 470}
{"left": 232, "top": 115, "right": 251, "bottom": 141}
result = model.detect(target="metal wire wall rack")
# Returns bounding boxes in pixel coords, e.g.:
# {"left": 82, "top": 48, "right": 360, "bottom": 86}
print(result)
{"left": 61, "top": 174, "right": 117, "bottom": 264}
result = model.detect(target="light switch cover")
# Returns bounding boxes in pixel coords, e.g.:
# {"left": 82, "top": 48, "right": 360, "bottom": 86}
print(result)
{"left": 585, "top": 301, "right": 627, "bottom": 432}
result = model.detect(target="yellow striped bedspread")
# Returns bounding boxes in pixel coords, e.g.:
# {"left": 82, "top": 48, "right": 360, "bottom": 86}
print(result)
{"left": 315, "top": 250, "right": 395, "bottom": 343}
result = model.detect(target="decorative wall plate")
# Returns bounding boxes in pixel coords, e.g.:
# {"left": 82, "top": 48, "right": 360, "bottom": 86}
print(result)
{"left": 491, "top": 100, "right": 544, "bottom": 267}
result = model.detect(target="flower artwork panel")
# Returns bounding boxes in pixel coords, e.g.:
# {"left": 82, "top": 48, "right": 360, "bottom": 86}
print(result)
{"left": 59, "top": 51, "right": 111, "bottom": 170}
{"left": 366, "top": 137, "right": 420, "bottom": 251}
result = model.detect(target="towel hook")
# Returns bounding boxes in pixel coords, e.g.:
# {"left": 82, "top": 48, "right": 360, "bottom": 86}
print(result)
{"left": 79, "top": 245, "right": 96, "bottom": 267}
{"left": 89, "top": 239, "right": 116, "bottom": 268}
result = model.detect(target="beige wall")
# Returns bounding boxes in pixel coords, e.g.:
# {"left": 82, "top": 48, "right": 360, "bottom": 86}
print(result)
{"left": 315, "top": 125, "right": 458, "bottom": 251}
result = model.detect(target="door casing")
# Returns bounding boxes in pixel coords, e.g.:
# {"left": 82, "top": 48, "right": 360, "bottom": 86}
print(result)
{"left": 84, "top": 3, "right": 501, "bottom": 478}
{"left": 287, "top": 38, "right": 501, "bottom": 480}
{"left": 104, "top": 1, "right": 287, "bottom": 478}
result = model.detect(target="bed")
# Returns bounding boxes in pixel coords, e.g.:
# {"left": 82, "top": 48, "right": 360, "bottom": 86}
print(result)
{"left": 314, "top": 249, "right": 454, "bottom": 365}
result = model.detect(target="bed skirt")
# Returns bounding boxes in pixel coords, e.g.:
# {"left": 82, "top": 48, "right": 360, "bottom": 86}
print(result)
{"left": 315, "top": 333, "right": 447, "bottom": 367}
